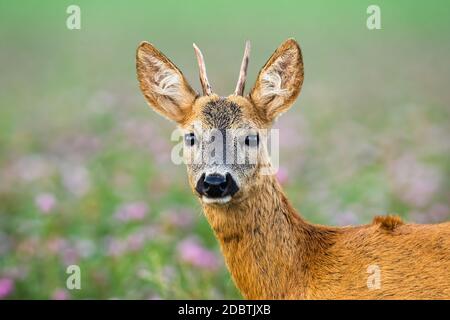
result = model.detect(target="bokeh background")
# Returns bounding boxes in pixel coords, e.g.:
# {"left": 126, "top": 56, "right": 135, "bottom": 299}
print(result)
{"left": 0, "top": 0, "right": 449, "bottom": 299}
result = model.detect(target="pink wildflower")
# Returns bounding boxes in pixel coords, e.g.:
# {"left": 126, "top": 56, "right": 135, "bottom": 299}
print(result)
{"left": 177, "top": 237, "right": 220, "bottom": 271}
{"left": 275, "top": 166, "right": 289, "bottom": 185}
{"left": 35, "top": 193, "right": 56, "bottom": 213}
{"left": 51, "top": 288, "right": 70, "bottom": 300}
{"left": 0, "top": 278, "right": 14, "bottom": 299}
{"left": 114, "top": 202, "right": 148, "bottom": 222}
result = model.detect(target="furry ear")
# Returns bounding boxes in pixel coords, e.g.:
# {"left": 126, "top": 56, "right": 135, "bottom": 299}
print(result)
{"left": 136, "top": 42, "right": 197, "bottom": 123}
{"left": 249, "top": 39, "right": 304, "bottom": 122}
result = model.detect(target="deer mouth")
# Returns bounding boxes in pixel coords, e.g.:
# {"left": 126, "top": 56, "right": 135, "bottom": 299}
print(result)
{"left": 202, "top": 195, "right": 232, "bottom": 204}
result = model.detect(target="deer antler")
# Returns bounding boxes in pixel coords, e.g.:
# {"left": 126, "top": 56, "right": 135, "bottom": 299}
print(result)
{"left": 234, "top": 40, "right": 251, "bottom": 96}
{"left": 193, "top": 43, "right": 212, "bottom": 96}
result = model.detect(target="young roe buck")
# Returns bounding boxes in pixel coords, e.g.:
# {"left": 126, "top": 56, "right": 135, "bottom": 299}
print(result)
{"left": 136, "top": 39, "right": 450, "bottom": 299}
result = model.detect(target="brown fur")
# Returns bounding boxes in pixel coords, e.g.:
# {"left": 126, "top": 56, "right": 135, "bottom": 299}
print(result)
{"left": 136, "top": 39, "right": 450, "bottom": 300}
{"left": 372, "top": 215, "right": 404, "bottom": 231}
{"left": 204, "top": 175, "right": 450, "bottom": 299}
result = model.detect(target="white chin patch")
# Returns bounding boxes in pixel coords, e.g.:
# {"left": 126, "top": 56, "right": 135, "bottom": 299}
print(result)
{"left": 202, "top": 195, "right": 232, "bottom": 204}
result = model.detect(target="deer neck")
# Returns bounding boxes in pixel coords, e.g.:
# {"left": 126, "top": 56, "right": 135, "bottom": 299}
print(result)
{"left": 202, "top": 174, "right": 316, "bottom": 299}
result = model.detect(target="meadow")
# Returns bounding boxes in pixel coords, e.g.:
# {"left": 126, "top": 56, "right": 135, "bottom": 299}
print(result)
{"left": 0, "top": 1, "right": 449, "bottom": 299}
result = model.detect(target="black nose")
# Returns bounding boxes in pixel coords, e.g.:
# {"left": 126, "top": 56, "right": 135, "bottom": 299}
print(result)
{"left": 195, "top": 173, "right": 239, "bottom": 198}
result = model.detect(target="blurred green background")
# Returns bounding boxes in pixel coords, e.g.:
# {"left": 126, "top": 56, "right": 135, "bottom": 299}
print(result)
{"left": 0, "top": 0, "right": 449, "bottom": 299}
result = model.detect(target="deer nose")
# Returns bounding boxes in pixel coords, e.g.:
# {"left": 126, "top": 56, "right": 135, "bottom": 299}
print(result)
{"left": 195, "top": 173, "right": 239, "bottom": 198}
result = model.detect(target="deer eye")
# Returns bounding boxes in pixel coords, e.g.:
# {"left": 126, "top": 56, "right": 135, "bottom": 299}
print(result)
{"left": 245, "top": 134, "right": 259, "bottom": 147}
{"left": 184, "top": 133, "right": 196, "bottom": 146}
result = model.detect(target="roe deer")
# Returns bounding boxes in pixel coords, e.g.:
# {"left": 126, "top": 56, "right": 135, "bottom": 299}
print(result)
{"left": 136, "top": 38, "right": 450, "bottom": 299}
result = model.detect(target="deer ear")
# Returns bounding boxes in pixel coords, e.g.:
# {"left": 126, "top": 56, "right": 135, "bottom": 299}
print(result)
{"left": 249, "top": 39, "right": 304, "bottom": 122}
{"left": 136, "top": 42, "right": 197, "bottom": 123}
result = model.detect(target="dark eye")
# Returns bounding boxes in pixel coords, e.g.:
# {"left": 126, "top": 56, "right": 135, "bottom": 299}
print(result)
{"left": 245, "top": 134, "right": 259, "bottom": 147}
{"left": 184, "top": 133, "right": 196, "bottom": 146}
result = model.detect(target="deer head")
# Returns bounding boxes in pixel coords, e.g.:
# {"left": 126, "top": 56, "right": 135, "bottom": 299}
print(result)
{"left": 136, "top": 39, "right": 304, "bottom": 206}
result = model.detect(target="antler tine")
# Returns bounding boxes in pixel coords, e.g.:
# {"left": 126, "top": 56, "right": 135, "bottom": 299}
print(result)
{"left": 234, "top": 40, "right": 251, "bottom": 96}
{"left": 193, "top": 43, "right": 213, "bottom": 96}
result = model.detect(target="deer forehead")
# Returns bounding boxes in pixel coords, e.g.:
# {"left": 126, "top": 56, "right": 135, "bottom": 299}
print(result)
{"left": 182, "top": 95, "right": 266, "bottom": 130}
